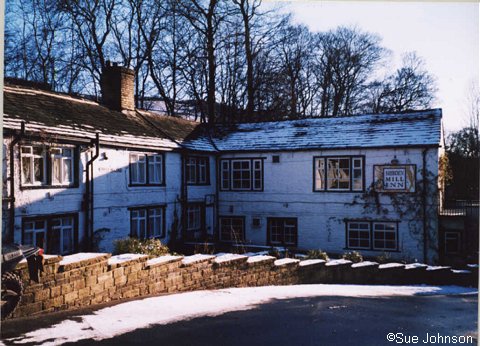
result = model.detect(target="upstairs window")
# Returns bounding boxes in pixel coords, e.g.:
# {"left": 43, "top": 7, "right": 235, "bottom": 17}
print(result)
{"left": 21, "top": 145, "right": 76, "bottom": 187}
{"left": 314, "top": 156, "right": 363, "bottom": 192}
{"left": 130, "top": 153, "right": 164, "bottom": 185}
{"left": 186, "top": 156, "right": 209, "bottom": 185}
{"left": 220, "top": 158, "right": 263, "bottom": 191}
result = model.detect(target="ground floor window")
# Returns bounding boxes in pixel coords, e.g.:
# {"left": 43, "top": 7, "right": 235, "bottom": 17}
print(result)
{"left": 22, "top": 214, "right": 77, "bottom": 255}
{"left": 219, "top": 217, "right": 245, "bottom": 242}
{"left": 444, "top": 232, "right": 461, "bottom": 254}
{"left": 267, "top": 218, "right": 297, "bottom": 246}
{"left": 130, "top": 206, "right": 165, "bottom": 239}
{"left": 346, "top": 221, "right": 398, "bottom": 251}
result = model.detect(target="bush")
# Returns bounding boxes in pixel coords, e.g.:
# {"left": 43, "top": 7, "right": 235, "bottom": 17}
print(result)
{"left": 342, "top": 251, "right": 363, "bottom": 263}
{"left": 306, "top": 249, "right": 329, "bottom": 261}
{"left": 375, "top": 252, "right": 391, "bottom": 264}
{"left": 113, "top": 237, "right": 171, "bottom": 257}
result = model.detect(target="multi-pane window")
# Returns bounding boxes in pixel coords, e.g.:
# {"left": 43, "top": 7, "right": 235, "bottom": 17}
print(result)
{"left": 267, "top": 218, "right": 297, "bottom": 246}
{"left": 220, "top": 158, "right": 263, "bottom": 191}
{"left": 444, "top": 232, "right": 460, "bottom": 254}
{"left": 21, "top": 145, "right": 76, "bottom": 187}
{"left": 373, "top": 223, "right": 397, "bottom": 250}
{"left": 23, "top": 215, "right": 76, "bottom": 255}
{"left": 314, "top": 156, "right": 363, "bottom": 191}
{"left": 347, "top": 222, "right": 370, "bottom": 249}
{"left": 346, "top": 221, "right": 398, "bottom": 251}
{"left": 186, "top": 156, "right": 209, "bottom": 185}
{"left": 186, "top": 204, "right": 202, "bottom": 232}
{"left": 130, "top": 206, "right": 164, "bottom": 239}
{"left": 219, "top": 217, "right": 245, "bottom": 242}
{"left": 51, "top": 148, "right": 73, "bottom": 185}
{"left": 130, "top": 153, "right": 164, "bottom": 185}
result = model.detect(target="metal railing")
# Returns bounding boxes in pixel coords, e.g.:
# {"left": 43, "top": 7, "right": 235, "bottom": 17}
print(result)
{"left": 439, "top": 200, "right": 479, "bottom": 218}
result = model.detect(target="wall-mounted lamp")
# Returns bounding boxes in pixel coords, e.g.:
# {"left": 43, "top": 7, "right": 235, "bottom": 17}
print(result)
{"left": 391, "top": 156, "right": 399, "bottom": 165}
{"left": 101, "top": 152, "right": 109, "bottom": 160}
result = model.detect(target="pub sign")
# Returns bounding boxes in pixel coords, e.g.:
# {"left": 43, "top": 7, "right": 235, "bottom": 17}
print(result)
{"left": 374, "top": 165, "right": 416, "bottom": 193}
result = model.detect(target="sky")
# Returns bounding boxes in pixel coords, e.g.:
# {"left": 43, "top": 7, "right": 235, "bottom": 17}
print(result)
{"left": 265, "top": 1, "right": 479, "bottom": 133}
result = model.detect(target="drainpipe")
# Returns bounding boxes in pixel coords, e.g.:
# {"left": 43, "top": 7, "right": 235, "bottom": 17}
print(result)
{"left": 8, "top": 122, "right": 25, "bottom": 244}
{"left": 84, "top": 133, "right": 99, "bottom": 251}
{"left": 422, "top": 148, "right": 428, "bottom": 264}
{"left": 180, "top": 149, "right": 188, "bottom": 242}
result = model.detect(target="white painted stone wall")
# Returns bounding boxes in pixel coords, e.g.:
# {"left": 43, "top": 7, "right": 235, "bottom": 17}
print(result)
{"left": 218, "top": 147, "right": 440, "bottom": 262}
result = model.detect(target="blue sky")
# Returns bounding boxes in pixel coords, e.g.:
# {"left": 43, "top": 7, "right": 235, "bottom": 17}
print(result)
{"left": 266, "top": 1, "right": 479, "bottom": 132}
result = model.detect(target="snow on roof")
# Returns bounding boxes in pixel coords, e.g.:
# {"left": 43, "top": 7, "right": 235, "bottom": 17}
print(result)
{"left": 184, "top": 109, "right": 442, "bottom": 152}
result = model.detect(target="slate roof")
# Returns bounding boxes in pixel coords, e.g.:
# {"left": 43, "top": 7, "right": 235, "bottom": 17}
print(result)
{"left": 3, "top": 84, "right": 201, "bottom": 149}
{"left": 3, "top": 83, "right": 442, "bottom": 152}
{"left": 182, "top": 109, "right": 443, "bottom": 152}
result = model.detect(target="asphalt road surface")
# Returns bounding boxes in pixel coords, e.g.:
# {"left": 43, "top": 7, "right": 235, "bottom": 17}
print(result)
{"left": 2, "top": 293, "right": 477, "bottom": 346}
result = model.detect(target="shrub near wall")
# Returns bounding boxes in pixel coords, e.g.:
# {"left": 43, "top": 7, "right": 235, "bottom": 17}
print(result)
{"left": 9, "top": 252, "right": 477, "bottom": 319}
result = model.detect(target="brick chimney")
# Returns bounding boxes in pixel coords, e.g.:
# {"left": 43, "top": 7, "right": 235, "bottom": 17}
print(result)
{"left": 100, "top": 61, "right": 135, "bottom": 111}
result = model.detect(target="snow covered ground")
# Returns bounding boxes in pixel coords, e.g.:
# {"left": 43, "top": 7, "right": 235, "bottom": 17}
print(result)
{"left": 3, "top": 284, "right": 476, "bottom": 346}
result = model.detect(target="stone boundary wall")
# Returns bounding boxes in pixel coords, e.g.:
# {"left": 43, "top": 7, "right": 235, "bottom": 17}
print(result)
{"left": 9, "top": 253, "right": 478, "bottom": 320}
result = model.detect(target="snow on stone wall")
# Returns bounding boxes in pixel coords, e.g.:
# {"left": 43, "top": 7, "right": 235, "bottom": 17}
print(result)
{"left": 9, "top": 252, "right": 475, "bottom": 320}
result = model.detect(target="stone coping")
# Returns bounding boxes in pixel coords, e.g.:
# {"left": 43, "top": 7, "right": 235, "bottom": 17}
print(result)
{"left": 214, "top": 254, "right": 248, "bottom": 264}
{"left": 405, "top": 263, "right": 428, "bottom": 270}
{"left": 108, "top": 254, "right": 149, "bottom": 268}
{"left": 182, "top": 254, "right": 215, "bottom": 266}
{"left": 274, "top": 258, "right": 300, "bottom": 266}
{"left": 146, "top": 255, "right": 184, "bottom": 268}
{"left": 59, "top": 253, "right": 111, "bottom": 271}
{"left": 298, "top": 259, "right": 326, "bottom": 267}
{"left": 325, "top": 259, "right": 352, "bottom": 267}
{"left": 378, "top": 262, "right": 405, "bottom": 269}
{"left": 351, "top": 261, "right": 379, "bottom": 268}
{"left": 247, "top": 255, "right": 276, "bottom": 264}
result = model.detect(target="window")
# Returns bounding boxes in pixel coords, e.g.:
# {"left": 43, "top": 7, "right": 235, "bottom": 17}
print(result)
{"left": 130, "top": 153, "right": 164, "bottom": 185}
{"left": 186, "top": 204, "right": 203, "bottom": 232}
{"left": 373, "top": 222, "right": 397, "bottom": 250}
{"left": 220, "top": 158, "right": 263, "bottom": 191}
{"left": 444, "top": 232, "right": 461, "bottom": 254}
{"left": 130, "top": 206, "right": 165, "bottom": 239}
{"left": 346, "top": 221, "right": 398, "bottom": 251}
{"left": 347, "top": 222, "right": 370, "bottom": 249}
{"left": 22, "top": 214, "right": 77, "bottom": 255}
{"left": 267, "top": 218, "right": 297, "bottom": 246}
{"left": 21, "top": 145, "right": 76, "bottom": 187}
{"left": 219, "top": 217, "right": 245, "bottom": 242}
{"left": 314, "top": 156, "right": 363, "bottom": 191}
{"left": 186, "top": 156, "right": 209, "bottom": 185}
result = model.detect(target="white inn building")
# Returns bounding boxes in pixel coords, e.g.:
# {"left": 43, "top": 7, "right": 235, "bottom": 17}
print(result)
{"left": 2, "top": 65, "right": 444, "bottom": 264}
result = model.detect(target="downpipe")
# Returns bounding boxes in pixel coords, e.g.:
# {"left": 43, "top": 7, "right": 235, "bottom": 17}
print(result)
{"left": 84, "top": 133, "right": 99, "bottom": 251}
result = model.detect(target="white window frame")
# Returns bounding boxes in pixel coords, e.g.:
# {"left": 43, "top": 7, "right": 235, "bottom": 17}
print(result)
{"left": 50, "top": 217, "right": 75, "bottom": 254}
{"left": 314, "top": 156, "right": 364, "bottom": 192}
{"left": 267, "top": 218, "right": 297, "bottom": 246}
{"left": 186, "top": 204, "right": 202, "bottom": 232}
{"left": 20, "top": 145, "right": 46, "bottom": 186}
{"left": 130, "top": 207, "right": 164, "bottom": 239}
{"left": 186, "top": 156, "right": 209, "bottom": 185}
{"left": 220, "top": 158, "right": 263, "bottom": 191}
{"left": 372, "top": 222, "right": 398, "bottom": 251}
{"left": 51, "top": 147, "right": 74, "bottom": 185}
{"left": 23, "top": 220, "right": 47, "bottom": 250}
{"left": 219, "top": 217, "right": 245, "bottom": 242}
{"left": 23, "top": 215, "right": 76, "bottom": 255}
{"left": 347, "top": 222, "right": 371, "bottom": 250}
{"left": 130, "top": 153, "right": 164, "bottom": 185}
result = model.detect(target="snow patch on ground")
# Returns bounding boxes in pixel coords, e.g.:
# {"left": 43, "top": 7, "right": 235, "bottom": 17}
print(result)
{"left": 6, "top": 284, "right": 476, "bottom": 346}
